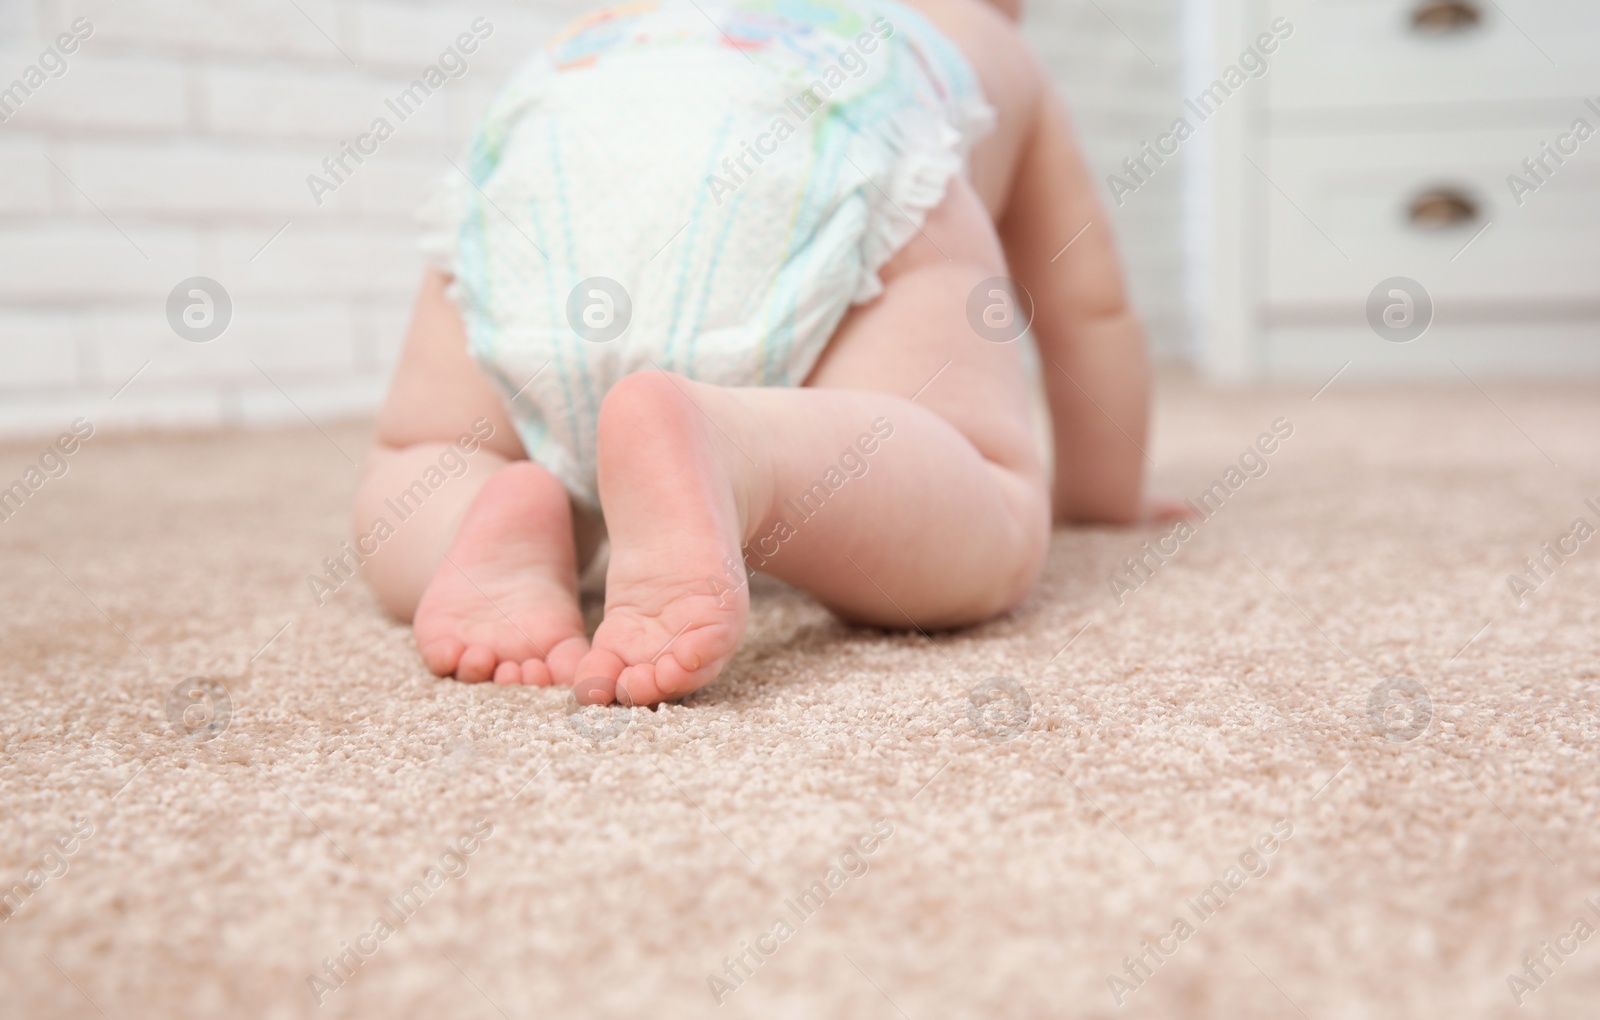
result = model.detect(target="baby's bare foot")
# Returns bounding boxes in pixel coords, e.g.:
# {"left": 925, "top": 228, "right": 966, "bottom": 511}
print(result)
{"left": 574, "top": 373, "right": 750, "bottom": 706}
{"left": 414, "top": 462, "right": 589, "bottom": 685}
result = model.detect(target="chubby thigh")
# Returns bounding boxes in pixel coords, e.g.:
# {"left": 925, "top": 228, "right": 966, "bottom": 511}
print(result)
{"left": 804, "top": 174, "right": 1043, "bottom": 484}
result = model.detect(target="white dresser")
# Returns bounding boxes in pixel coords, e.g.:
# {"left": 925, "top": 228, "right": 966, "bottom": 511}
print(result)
{"left": 1195, "top": 0, "right": 1600, "bottom": 380}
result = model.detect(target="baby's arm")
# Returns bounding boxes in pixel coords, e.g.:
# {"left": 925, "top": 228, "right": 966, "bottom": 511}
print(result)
{"left": 998, "top": 86, "right": 1151, "bottom": 525}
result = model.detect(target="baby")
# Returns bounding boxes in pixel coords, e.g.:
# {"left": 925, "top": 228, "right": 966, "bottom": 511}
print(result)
{"left": 356, "top": 0, "right": 1160, "bottom": 707}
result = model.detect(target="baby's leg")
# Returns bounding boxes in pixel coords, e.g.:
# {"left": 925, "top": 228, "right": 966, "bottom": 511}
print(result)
{"left": 574, "top": 180, "right": 1050, "bottom": 706}
{"left": 911, "top": 0, "right": 1152, "bottom": 524}
{"left": 999, "top": 85, "right": 1150, "bottom": 525}
{"left": 356, "top": 270, "right": 594, "bottom": 685}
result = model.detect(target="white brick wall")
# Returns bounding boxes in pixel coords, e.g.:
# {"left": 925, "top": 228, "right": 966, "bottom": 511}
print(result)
{"left": 0, "top": 0, "right": 1185, "bottom": 437}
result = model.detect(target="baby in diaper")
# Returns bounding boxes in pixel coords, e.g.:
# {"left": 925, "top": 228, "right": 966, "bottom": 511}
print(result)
{"left": 357, "top": 0, "right": 1167, "bottom": 706}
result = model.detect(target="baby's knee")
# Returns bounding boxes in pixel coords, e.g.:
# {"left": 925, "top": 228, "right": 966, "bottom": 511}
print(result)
{"left": 940, "top": 466, "right": 1049, "bottom": 622}
{"left": 995, "top": 474, "right": 1052, "bottom": 613}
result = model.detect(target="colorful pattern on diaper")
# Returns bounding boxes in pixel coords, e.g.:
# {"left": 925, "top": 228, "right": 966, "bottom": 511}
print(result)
{"left": 546, "top": 0, "right": 911, "bottom": 85}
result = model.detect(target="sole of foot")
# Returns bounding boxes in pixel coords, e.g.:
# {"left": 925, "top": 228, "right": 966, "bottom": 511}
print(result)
{"left": 573, "top": 372, "right": 752, "bottom": 706}
{"left": 413, "top": 460, "right": 589, "bottom": 686}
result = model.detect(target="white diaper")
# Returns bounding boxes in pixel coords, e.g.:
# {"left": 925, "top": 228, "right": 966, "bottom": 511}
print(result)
{"left": 420, "top": 0, "right": 993, "bottom": 510}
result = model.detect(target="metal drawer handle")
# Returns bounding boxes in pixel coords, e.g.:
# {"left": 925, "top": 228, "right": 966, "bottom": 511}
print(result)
{"left": 1411, "top": 1, "right": 1482, "bottom": 33}
{"left": 1408, "top": 187, "right": 1480, "bottom": 229}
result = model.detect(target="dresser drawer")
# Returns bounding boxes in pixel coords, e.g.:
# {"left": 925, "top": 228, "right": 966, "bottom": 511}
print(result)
{"left": 1261, "top": 128, "right": 1600, "bottom": 310}
{"left": 1265, "top": 0, "right": 1600, "bottom": 110}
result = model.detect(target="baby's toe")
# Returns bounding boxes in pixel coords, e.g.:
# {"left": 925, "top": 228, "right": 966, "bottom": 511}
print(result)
{"left": 493, "top": 660, "right": 522, "bottom": 685}
{"left": 616, "top": 664, "right": 666, "bottom": 707}
{"left": 520, "top": 658, "right": 553, "bottom": 687}
{"left": 665, "top": 626, "right": 737, "bottom": 688}
{"left": 419, "top": 636, "right": 465, "bottom": 678}
{"left": 573, "top": 647, "right": 626, "bottom": 704}
{"left": 547, "top": 635, "right": 590, "bottom": 687}
{"left": 456, "top": 645, "right": 498, "bottom": 683}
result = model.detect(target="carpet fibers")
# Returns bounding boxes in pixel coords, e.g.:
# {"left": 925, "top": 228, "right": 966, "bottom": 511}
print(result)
{"left": 1, "top": 378, "right": 1597, "bottom": 1019}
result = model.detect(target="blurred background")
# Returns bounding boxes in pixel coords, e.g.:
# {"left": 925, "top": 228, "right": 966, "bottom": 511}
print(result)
{"left": 0, "top": 0, "right": 1595, "bottom": 436}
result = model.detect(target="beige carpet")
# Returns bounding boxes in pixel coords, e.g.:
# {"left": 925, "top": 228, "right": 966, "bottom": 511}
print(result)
{"left": 2, "top": 377, "right": 1597, "bottom": 1019}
